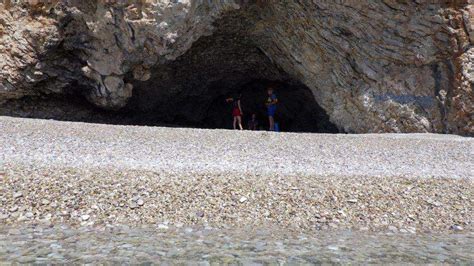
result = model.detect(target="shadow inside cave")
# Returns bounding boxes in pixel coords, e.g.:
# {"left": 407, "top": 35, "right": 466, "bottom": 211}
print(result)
{"left": 0, "top": 78, "right": 339, "bottom": 133}
{"left": 202, "top": 79, "right": 339, "bottom": 133}
{"left": 0, "top": 9, "right": 341, "bottom": 133}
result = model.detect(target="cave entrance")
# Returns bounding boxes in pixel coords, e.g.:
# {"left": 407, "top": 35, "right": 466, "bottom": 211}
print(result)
{"left": 0, "top": 9, "right": 340, "bottom": 133}
{"left": 0, "top": 77, "right": 339, "bottom": 133}
{"left": 126, "top": 11, "right": 339, "bottom": 133}
{"left": 202, "top": 79, "right": 338, "bottom": 133}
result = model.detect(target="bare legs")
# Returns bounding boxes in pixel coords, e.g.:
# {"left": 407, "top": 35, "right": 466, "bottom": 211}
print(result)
{"left": 233, "top": 116, "right": 243, "bottom": 130}
{"left": 238, "top": 116, "right": 243, "bottom": 130}
{"left": 268, "top": 116, "right": 274, "bottom": 131}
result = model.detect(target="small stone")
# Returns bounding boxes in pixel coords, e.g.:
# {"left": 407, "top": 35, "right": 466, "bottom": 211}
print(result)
{"left": 50, "top": 243, "right": 62, "bottom": 249}
{"left": 81, "top": 214, "right": 90, "bottom": 221}
{"left": 9, "top": 206, "right": 18, "bottom": 212}
{"left": 41, "top": 199, "right": 50, "bottom": 205}
{"left": 13, "top": 192, "right": 23, "bottom": 199}
{"left": 129, "top": 202, "right": 138, "bottom": 209}
{"left": 239, "top": 196, "right": 248, "bottom": 203}
{"left": 196, "top": 211, "right": 204, "bottom": 218}
{"left": 48, "top": 253, "right": 65, "bottom": 260}
{"left": 137, "top": 199, "right": 144, "bottom": 206}
{"left": 347, "top": 199, "right": 358, "bottom": 203}
{"left": 328, "top": 222, "right": 338, "bottom": 228}
{"left": 450, "top": 225, "right": 463, "bottom": 231}
{"left": 388, "top": 225, "right": 398, "bottom": 232}
{"left": 25, "top": 212, "right": 34, "bottom": 218}
{"left": 158, "top": 224, "right": 169, "bottom": 230}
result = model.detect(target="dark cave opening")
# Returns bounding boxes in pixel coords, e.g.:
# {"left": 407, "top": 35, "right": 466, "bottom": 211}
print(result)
{"left": 0, "top": 78, "right": 339, "bottom": 133}
{"left": 202, "top": 79, "right": 338, "bottom": 133}
{"left": 0, "top": 10, "right": 340, "bottom": 133}
{"left": 119, "top": 11, "right": 340, "bottom": 133}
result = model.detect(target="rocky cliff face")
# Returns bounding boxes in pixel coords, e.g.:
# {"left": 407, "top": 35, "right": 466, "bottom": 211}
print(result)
{"left": 0, "top": 1, "right": 473, "bottom": 135}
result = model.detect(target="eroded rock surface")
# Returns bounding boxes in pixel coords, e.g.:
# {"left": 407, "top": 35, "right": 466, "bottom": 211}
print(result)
{"left": 0, "top": 1, "right": 473, "bottom": 134}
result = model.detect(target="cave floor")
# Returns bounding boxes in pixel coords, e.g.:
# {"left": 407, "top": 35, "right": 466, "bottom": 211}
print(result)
{"left": 0, "top": 116, "right": 472, "bottom": 233}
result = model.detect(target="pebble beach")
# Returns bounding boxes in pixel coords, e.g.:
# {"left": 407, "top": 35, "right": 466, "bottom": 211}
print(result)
{"left": 1, "top": 116, "right": 473, "bottom": 263}
{"left": 0, "top": 116, "right": 472, "bottom": 233}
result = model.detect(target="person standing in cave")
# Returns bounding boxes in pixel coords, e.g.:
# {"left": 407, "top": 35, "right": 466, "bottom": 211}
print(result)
{"left": 226, "top": 94, "right": 244, "bottom": 130}
{"left": 265, "top": 87, "right": 278, "bottom": 131}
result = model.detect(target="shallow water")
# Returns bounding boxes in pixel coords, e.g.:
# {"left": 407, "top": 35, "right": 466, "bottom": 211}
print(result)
{"left": 0, "top": 225, "right": 472, "bottom": 264}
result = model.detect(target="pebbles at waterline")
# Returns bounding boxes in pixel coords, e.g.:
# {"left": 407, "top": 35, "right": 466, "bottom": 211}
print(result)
{"left": 1, "top": 224, "right": 473, "bottom": 264}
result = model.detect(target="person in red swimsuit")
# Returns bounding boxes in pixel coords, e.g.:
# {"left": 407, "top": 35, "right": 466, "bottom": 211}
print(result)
{"left": 226, "top": 94, "right": 243, "bottom": 130}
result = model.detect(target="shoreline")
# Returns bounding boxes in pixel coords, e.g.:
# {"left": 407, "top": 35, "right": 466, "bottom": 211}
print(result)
{"left": 2, "top": 223, "right": 473, "bottom": 264}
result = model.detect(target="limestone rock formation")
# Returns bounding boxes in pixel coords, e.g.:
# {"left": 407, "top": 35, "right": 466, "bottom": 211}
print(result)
{"left": 0, "top": 1, "right": 473, "bottom": 135}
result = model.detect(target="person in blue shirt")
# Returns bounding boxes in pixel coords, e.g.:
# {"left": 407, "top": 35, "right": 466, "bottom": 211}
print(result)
{"left": 265, "top": 87, "right": 278, "bottom": 131}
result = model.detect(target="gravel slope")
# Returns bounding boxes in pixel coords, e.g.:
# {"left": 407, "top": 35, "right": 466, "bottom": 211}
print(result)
{"left": 0, "top": 116, "right": 472, "bottom": 232}
{"left": 0, "top": 116, "right": 472, "bottom": 179}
